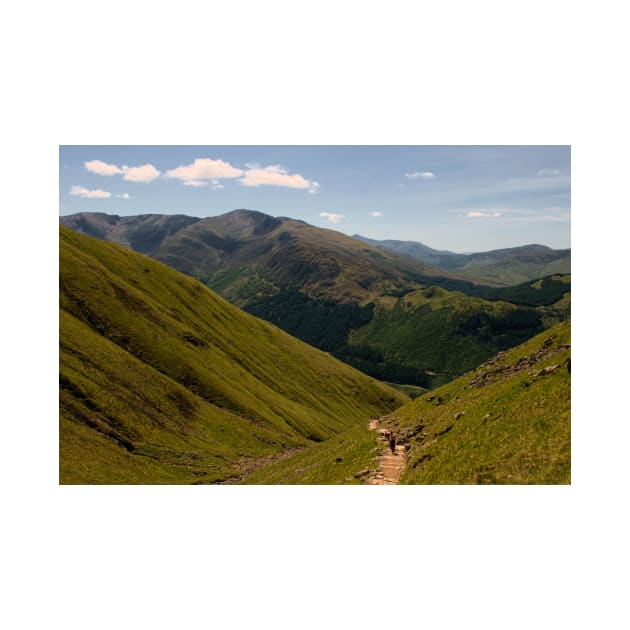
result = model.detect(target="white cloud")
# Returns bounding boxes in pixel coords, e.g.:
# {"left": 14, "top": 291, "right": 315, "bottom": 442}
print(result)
{"left": 182, "top": 179, "right": 225, "bottom": 190}
{"left": 183, "top": 180, "right": 208, "bottom": 187}
{"left": 165, "top": 158, "right": 243, "bottom": 185}
{"left": 537, "top": 169, "right": 563, "bottom": 176}
{"left": 319, "top": 212, "right": 345, "bottom": 224}
{"left": 405, "top": 171, "right": 436, "bottom": 180}
{"left": 240, "top": 164, "right": 318, "bottom": 191}
{"left": 466, "top": 210, "right": 502, "bottom": 218}
{"left": 84, "top": 159, "right": 160, "bottom": 183}
{"left": 115, "top": 192, "right": 130, "bottom": 199}
{"left": 122, "top": 163, "right": 161, "bottom": 183}
{"left": 70, "top": 185, "right": 112, "bottom": 199}
{"left": 368, "top": 211, "right": 384, "bottom": 218}
{"left": 84, "top": 160, "right": 123, "bottom": 176}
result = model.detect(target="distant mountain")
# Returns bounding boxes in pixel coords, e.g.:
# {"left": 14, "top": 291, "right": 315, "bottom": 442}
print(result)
{"left": 61, "top": 210, "right": 570, "bottom": 389}
{"left": 59, "top": 226, "right": 405, "bottom": 484}
{"left": 354, "top": 234, "right": 571, "bottom": 286}
{"left": 62, "top": 210, "right": 479, "bottom": 303}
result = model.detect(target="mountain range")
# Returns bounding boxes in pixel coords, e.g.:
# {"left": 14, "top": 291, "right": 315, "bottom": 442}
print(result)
{"left": 60, "top": 210, "right": 571, "bottom": 388}
{"left": 354, "top": 234, "right": 571, "bottom": 286}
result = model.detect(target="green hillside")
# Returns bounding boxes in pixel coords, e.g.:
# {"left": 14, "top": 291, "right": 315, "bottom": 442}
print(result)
{"left": 346, "top": 284, "right": 569, "bottom": 388}
{"left": 59, "top": 226, "right": 406, "bottom": 484}
{"left": 243, "top": 422, "right": 380, "bottom": 484}
{"left": 390, "top": 321, "right": 571, "bottom": 484}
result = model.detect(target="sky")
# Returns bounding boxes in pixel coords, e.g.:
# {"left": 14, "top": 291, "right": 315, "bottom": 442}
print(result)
{"left": 59, "top": 145, "right": 570, "bottom": 253}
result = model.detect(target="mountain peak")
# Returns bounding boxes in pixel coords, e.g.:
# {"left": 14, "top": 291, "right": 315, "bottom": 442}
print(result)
{"left": 209, "top": 209, "right": 284, "bottom": 238}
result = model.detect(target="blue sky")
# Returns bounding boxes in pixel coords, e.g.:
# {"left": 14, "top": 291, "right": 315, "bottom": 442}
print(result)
{"left": 59, "top": 145, "right": 570, "bottom": 252}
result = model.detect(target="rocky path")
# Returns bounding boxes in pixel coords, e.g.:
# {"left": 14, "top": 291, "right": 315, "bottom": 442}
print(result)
{"left": 367, "top": 419, "right": 406, "bottom": 485}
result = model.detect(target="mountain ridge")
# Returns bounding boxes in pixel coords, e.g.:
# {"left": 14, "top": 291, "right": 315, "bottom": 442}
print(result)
{"left": 353, "top": 234, "right": 571, "bottom": 286}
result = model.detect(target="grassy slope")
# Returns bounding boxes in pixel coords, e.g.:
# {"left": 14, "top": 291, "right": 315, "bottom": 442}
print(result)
{"left": 348, "top": 286, "right": 568, "bottom": 387}
{"left": 245, "top": 322, "right": 570, "bottom": 484}
{"left": 243, "top": 422, "right": 379, "bottom": 484}
{"left": 391, "top": 321, "right": 571, "bottom": 484}
{"left": 459, "top": 254, "right": 571, "bottom": 286}
{"left": 60, "top": 226, "right": 406, "bottom": 484}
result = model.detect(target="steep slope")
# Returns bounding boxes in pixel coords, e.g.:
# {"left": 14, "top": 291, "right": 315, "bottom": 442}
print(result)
{"left": 355, "top": 234, "right": 571, "bottom": 286}
{"left": 386, "top": 321, "right": 571, "bottom": 484}
{"left": 346, "top": 280, "right": 570, "bottom": 388}
{"left": 59, "top": 226, "right": 406, "bottom": 484}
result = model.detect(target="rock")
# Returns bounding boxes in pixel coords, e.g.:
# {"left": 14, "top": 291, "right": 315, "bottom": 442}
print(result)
{"left": 354, "top": 469, "right": 370, "bottom": 478}
{"left": 535, "top": 364, "right": 559, "bottom": 377}
{"left": 454, "top": 411, "right": 465, "bottom": 420}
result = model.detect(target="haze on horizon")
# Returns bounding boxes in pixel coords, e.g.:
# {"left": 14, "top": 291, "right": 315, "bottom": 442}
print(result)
{"left": 59, "top": 145, "right": 570, "bottom": 253}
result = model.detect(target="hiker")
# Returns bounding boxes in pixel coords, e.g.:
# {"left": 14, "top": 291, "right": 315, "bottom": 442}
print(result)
{"left": 389, "top": 431, "right": 396, "bottom": 454}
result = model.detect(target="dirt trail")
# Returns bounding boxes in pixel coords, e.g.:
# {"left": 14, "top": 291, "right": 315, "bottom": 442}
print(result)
{"left": 367, "top": 419, "right": 406, "bottom": 485}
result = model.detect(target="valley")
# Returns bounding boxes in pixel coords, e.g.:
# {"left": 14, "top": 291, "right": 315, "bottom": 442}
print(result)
{"left": 59, "top": 226, "right": 405, "bottom": 483}
{"left": 61, "top": 210, "right": 570, "bottom": 389}
{"left": 59, "top": 209, "right": 570, "bottom": 485}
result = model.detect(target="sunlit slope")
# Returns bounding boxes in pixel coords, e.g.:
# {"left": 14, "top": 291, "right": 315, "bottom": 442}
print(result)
{"left": 348, "top": 284, "right": 569, "bottom": 387}
{"left": 392, "top": 321, "right": 571, "bottom": 484}
{"left": 59, "top": 226, "right": 406, "bottom": 483}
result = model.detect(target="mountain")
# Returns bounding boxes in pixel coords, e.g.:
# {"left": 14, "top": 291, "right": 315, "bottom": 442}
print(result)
{"left": 60, "top": 211, "right": 202, "bottom": 254}
{"left": 61, "top": 210, "right": 481, "bottom": 304}
{"left": 60, "top": 210, "right": 570, "bottom": 389}
{"left": 243, "top": 321, "right": 570, "bottom": 484}
{"left": 354, "top": 234, "right": 571, "bottom": 286}
{"left": 59, "top": 225, "right": 406, "bottom": 484}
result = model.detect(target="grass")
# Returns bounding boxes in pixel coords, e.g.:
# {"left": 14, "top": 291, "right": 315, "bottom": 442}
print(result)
{"left": 387, "top": 321, "right": 571, "bottom": 484}
{"left": 60, "top": 226, "right": 407, "bottom": 484}
{"left": 242, "top": 422, "right": 381, "bottom": 484}
{"left": 349, "top": 287, "right": 562, "bottom": 387}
